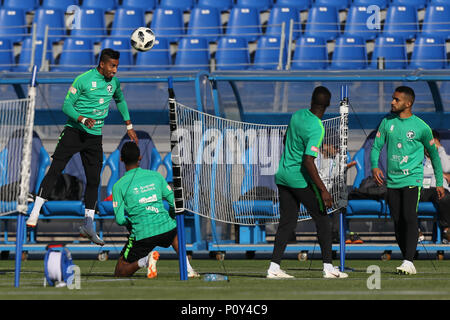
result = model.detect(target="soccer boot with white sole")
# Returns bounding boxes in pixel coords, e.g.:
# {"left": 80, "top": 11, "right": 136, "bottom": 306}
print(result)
{"left": 266, "top": 269, "right": 294, "bottom": 279}
{"left": 79, "top": 225, "right": 105, "bottom": 246}
{"left": 147, "top": 251, "right": 160, "bottom": 279}
{"left": 396, "top": 261, "right": 417, "bottom": 275}
{"left": 323, "top": 268, "right": 349, "bottom": 279}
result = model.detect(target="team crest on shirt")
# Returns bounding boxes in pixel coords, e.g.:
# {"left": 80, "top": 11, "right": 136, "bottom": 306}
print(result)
{"left": 406, "top": 130, "right": 415, "bottom": 140}
{"left": 106, "top": 84, "right": 113, "bottom": 93}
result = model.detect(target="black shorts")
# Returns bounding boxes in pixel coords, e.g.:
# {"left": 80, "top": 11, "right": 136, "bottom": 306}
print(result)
{"left": 120, "top": 228, "right": 177, "bottom": 263}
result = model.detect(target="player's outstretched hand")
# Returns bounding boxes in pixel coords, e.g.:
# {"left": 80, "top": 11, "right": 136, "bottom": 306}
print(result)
{"left": 127, "top": 128, "right": 139, "bottom": 144}
{"left": 78, "top": 116, "right": 95, "bottom": 129}
{"left": 372, "top": 168, "right": 384, "bottom": 186}
{"left": 436, "top": 186, "right": 445, "bottom": 201}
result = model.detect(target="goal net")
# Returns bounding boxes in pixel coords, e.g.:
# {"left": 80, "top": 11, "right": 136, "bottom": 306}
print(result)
{"left": 0, "top": 97, "right": 35, "bottom": 216}
{"left": 172, "top": 101, "right": 349, "bottom": 226}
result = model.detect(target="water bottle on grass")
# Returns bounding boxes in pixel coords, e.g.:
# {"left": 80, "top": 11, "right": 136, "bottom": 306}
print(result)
{"left": 203, "top": 273, "right": 228, "bottom": 282}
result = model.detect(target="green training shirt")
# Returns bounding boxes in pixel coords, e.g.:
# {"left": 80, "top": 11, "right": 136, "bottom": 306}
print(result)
{"left": 62, "top": 68, "right": 130, "bottom": 135}
{"left": 112, "top": 167, "right": 177, "bottom": 241}
{"left": 275, "top": 109, "right": 325, "bottom": 188}
{"left": 370, "top": 113, "right": 444, "bottom": 188}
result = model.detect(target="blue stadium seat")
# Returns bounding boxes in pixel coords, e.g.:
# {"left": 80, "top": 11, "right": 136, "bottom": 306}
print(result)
{"left": 2, "top": 0, "right": 39, "bottom": 11}
{"left": 42, "top": 0, "right": 79, "bottom": 10}
{"left": 330, "top": 36, "right": 367, "bottom": 69}
{"left": 391, "top": 0, "right": 428, "bottom": 9}
{"left": 410, "top": 36, "right": 447, "bottom": 69}
{"left": 159, "top": 0, "right": 195, "bottom": 11}
{"left": 82, "top": 0, "right": 118, "bottom": 11}
{"left": 187, "top": 7, "right": 222, "bottom": 42}
{"left": 266, "top": 6, "right": 301, "bottom": 40}
{"left": 235, "top": 0, "right": 273, "bottom": 11}
{"left": 0, "top": 131, "right": 50, "bottom": 219}
{"left": 197, "top": 0, "right": 233, "bottom": 11}
{"left": 100, "top": 37, "right": 133, "bottom": 71}
{"left": 98, "top": 131, "right": 162, "bottom": 218}
{"left": 33, "top": 8, "right": 66, "bottom": 42}
{"left": 110, "top": 8, "right": 146, "bottom": 38}
{"left": 275, "top": 0, "right": 311, "bottom": 11}
{"left": 314, "top": 0, "right": 350, "bottom": 11}
{"left": 430, "top": 0, "right": 450, "bottom": 4}
{"left": 352, "top": 0, "right": 388, "bottom": 9}
{"left": 344, "top": 5, "right": 380, "bottom": 41}
{"left": 383, "top": 5, "right": 419, "bottom": 40}
{"left": 15, "top": 38, "right": 53, "bottom": 72}
{"left": 135, "top": 38, "right": 171, "bottom": 70}
{"left": 215, "top": 37, "right": 250, "bottom": 70}
{"left": 53, "top": 38, "right": 95, "bottom": 72}
{"left": 121, "top": 0, "right": 156, "bottom": 11}
{"left": 226, "top": 7, "right": 261, "bottom": 42}
{"left": 291, "top": 35, "right": 328, "bottom": 69}
{"left": 0, "top": 39, "right": 14, "bottom": 71}
{"left": 70, "top": 8, "right": 106, "bottom": 43}
{"left": 0, "top": 8, "right": 27, "bottom": 42}
{"left": 174, "top": 37, "right": 210, "bottom": 71}
{"left": 150, "top": 7, "right": 185, "bottom": 42}
{"left": 252, "top": 36, "right": 286, "bottom": 70}
{"left": 369, "top": 36, "right": 407, "bottom": 70}
{"left": 422, "top": 4, "right": 450, "bottom": 40}
{"left": 304, "top": 5, "right": 340, "bottom": 41}
{"left": 42, "top": 152, "right": 106, "bottom": 219}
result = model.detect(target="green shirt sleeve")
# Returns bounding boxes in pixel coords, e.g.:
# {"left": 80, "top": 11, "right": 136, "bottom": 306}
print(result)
{"left": 421, "top": 125, "right": 444, "bottom": 187}
{"left": 160, "top": 174, "right": 175, "bottom": 214}
{"left": 62, "top": 75, "right": 85, "bottom": 121}
{"left": 304, "top": 121, "right": 325, "bottom": 158}
{"left": 113, "top": 78, "right": 130, "bottom": 122}
{"left": 370, "top": 118, "right": 387, "bottom": 169}
{"left": 112, "top": 182, "right": 128, "bottom": 226}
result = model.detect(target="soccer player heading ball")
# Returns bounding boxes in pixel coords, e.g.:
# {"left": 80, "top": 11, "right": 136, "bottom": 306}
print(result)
{"left": 26, "top": 48, "right": 138, "bottom": 246}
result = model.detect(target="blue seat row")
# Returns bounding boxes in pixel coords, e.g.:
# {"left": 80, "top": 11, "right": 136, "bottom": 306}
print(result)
{"left": 2, "top": 3, "right": 450, "bottom": 45}
{"left": 3, "top": 0, "right": 450, "bottom": 12}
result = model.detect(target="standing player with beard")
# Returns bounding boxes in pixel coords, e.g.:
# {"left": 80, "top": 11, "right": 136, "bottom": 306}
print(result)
{"left": 371, "top": 86, "right": 445, "bottom": 275}
{"left": 26, "top": 48, "right": 138, "bottom": 246}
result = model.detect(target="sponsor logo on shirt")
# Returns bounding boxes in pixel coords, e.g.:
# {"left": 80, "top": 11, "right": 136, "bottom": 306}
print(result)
{"left": 376, "top": 131, "right": 381, "bottom": 138}
{"left": 311, "top": 146, "right": 319, "bottom": 152}
{"left": 430, "top": 139, "right": 435, "bottom": 146}
{"left": 139, "top": 194, "right": 157, "bottom": 204}
{"left": 390, "top": 125, "right": 394, "bottom": 131}
{"left": 92, "top": 81, "right": 97, "bottom": 88}
{"left": 146, "top": 206, "right": 160, "bottom": 213}
{"left": 167, "top": 185, "right": 172, "bottom": 191}
{"left": 113, "top": 201, "right": 118, "bottom": 208}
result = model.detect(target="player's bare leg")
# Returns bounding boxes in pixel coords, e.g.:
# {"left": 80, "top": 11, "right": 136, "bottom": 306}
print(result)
{"left": 171, "top": 235, "right": 200, "bottom": 278}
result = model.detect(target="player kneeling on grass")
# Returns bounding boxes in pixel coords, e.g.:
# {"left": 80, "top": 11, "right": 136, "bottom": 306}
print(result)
{"left": 113, "top": 142, "right": 199, "bottom": 278}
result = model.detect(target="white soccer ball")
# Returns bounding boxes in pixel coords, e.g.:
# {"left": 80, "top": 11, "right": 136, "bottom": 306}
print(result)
{"left": 130, "top": 27, "right": 155, "bottom": 52}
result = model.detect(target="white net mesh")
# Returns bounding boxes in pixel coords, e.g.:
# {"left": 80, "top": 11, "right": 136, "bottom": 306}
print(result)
{"left": 174, "top": 102, "right": 348, "bottom": 226}
{"left": 0, "top": 98, "right": 34, "bottom": 216}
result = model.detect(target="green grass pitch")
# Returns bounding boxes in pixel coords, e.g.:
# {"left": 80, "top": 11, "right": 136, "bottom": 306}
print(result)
{"left": 2, "top": 258, "right": 450, "bottom": 300}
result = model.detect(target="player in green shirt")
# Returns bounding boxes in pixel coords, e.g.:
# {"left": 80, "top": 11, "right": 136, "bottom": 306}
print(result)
{"left": 267, "top": 86, "right": 348, "bottom": 279}
{"left": 26, "top": 48, "right": 138, "bottom": 246}
{"left": 113, "top": 142, "right": 199, "bottom": 278}
{"left": 371, "top": 86, "right": 445, "bottom": 275}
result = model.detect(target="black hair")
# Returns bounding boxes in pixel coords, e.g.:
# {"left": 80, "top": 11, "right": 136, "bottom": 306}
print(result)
{"left": 121, "top": 142, "right": 140, "bottom": 165}
{"left": 395, "top": 86, "right": 415, "bottom": 105}
{"left": 432, "top": 129, "right": 440, "bottom": 141}
{"left": 311, "top": 86, "right": 331, "bottom": 109}
{"left": 99, "top": 48, "right": 120, "bottom": 64}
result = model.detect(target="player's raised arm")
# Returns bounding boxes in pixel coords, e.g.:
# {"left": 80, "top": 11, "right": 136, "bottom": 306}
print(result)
{"left": 114, "top": 78, "right": 138, "bottom": 144}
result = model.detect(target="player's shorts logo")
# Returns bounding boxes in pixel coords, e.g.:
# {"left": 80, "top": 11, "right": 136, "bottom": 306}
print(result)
{"left": 406, "top": 130, "right": 415, "bottom": 140}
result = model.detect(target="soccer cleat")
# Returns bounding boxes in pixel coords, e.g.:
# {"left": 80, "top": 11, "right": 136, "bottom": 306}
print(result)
{"left": 188, "top": 269, "right": 201, "bottom": 278}
{"left": 79, "top": 225, "right": 105, "bottom": 246}
{"left": 147, "top": 251, "right": 160, "bottom": 279}
{"left": 323, "top": 268, "right": 349, "bottom": 279}
{"left": 396, "top": 261, "right": 417, "bottom": 275}
{"left": 266, "top": 269, "right": 294, "bottom": 279}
